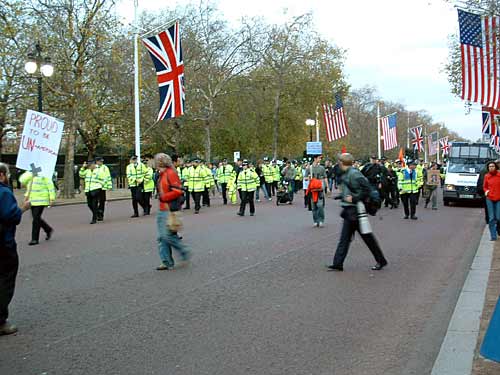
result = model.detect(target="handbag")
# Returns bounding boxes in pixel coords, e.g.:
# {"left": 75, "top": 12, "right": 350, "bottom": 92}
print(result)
{"left": 167, "top": 211, "right": 183, "bottom": 232}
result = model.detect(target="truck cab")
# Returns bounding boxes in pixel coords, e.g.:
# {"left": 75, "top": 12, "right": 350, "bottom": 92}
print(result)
{"left": 443, "top": 142, "right": 495, "bottom": 206}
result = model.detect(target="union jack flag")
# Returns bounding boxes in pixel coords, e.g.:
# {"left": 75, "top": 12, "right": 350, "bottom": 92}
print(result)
{"left": 410, "top": 126, "right": 424, "bottom": 152}
{"left": 482, "top": 106, "right": 500, "bottom": 136}
{"left": 439, "top": 137, "right": 450, "bottom": 157}
{"left": 142, "top": 22, "right": 185, "bottom": 121}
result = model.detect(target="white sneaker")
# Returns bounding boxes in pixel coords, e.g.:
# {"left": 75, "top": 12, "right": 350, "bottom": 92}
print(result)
{"left": 313, "top": 223, "right": 319, "bottom": 227}
{"left": 319, "top": 222, "right": 324, "bottom": 227}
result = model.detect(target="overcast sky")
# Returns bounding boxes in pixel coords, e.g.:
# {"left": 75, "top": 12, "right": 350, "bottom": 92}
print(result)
{"left": 117, "top": 0, "right": 481, "bottom": 141}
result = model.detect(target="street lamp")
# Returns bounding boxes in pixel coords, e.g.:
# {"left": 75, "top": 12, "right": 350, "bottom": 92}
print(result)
{"left": 305, "top": 119, "right": 315, "bottom": 142}
{"left": 25, "top": 43, "right": 54, "bottom": 112}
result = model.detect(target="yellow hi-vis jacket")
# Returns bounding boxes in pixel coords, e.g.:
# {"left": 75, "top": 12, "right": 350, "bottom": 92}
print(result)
{"left": 19, "top": 171, "right": 56, "bottom": 206}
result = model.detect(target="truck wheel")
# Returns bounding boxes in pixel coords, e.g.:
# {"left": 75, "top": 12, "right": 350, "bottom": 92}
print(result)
{"left": 443, "top": 199, "right": 450, "bottom": 206}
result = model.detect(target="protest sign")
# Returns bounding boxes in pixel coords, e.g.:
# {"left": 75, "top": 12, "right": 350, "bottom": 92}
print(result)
{"left": 16, "top": 110, "right": 64, "bottom": 178}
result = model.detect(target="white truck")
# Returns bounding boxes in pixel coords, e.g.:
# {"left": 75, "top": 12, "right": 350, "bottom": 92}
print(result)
{"left": 443, "top": 142, "right": 496, "bottom": 206}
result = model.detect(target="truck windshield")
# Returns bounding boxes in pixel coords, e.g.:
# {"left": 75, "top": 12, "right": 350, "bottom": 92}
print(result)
{"left": 447, "top": 159, "right": 486, "bottom": 174}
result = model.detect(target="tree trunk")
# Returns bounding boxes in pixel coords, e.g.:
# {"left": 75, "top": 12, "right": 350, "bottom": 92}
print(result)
{"left": 62, "top": 106, "right": 76, "bottom": 198}
{"left": 272, "top": 89, "right": 281, "bottom": 160}
{"left": 205, "top": 120, "right": 211, "bottom": 162}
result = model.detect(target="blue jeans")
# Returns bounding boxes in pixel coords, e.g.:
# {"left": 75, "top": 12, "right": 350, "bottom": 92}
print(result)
{"left": 256, "top": 184, "right": 269, "bottom": 200}
{"left": 156, "top": 210, "right": 190, "bottom": 267}
{"left": 312, "top": 194, "right": 325, "bottom": 224}
{"left": 486, "top": 199, "right": 500, "bottom": 240}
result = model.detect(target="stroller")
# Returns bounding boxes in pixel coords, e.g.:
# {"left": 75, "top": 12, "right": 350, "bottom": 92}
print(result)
{"left": 276, "top": 179, "right": 292, "bottom": 205}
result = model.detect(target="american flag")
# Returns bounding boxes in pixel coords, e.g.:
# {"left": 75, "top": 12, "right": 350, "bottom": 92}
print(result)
{"left": 410, "top": 126, "right": 424, "bottom": 152}
{"left": 439, "top": 137, "right": 450, "bottom": 156}
{"left": 458, "top": 9, "right": 500, "bottom": 108}
{"left": 482, "top": 106, "right": 500, "bottom": 135}
{"left": 380, "top": 113, "right": 398, "bottom": 151}
{"left": 142, "top": 21, "right": 185, "bottom": 121}
{"left": 428, "top": 132, "right": 439, "bottom": 156}
{"left": 322, "top": 95, "right": 348, "bottom": 142}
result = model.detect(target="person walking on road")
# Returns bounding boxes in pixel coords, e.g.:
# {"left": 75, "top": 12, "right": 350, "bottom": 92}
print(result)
{"left": 423, "top": 162, "right": 440, "bottom": 210}
{"left": 126, "top": 155, "right": 147, "bottom": 218}
{"left": 483, "top": 161, "right": 500, "bottom": 241}
{"left": 0, "top": 163, "right": 30, "bottom": 335}
{"left": 328, "top": 153, "right": 388, "bottom": 272}
{"left": 305, "top": 155, "right": 328, "bottom": 227}
{"left": 80, "top": 160, "right": 105, "bottom": 224}
{"left": 142, "top": 156, "right": 155, "bottom": 216}
{"left": 154, "top": 153, "right": 191, "bottom": 271}
{"left": 236, "top": 160, "right": 259, "bottom": 217}
{"left": 95, "top": 157, "right": 112, "bottom": 221}
{"left": 399, "top": 159, "right": 420, "bottom": 220}
{"left": 216, "top": 158, "right": 234, "bottom": 205}
{"left": 19, "top": 170, "right": 55, "bottom": 246}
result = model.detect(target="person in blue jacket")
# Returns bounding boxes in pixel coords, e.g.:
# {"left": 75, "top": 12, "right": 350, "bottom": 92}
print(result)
{"left": 0, "top": 163, "right": 30, "bottom": 335}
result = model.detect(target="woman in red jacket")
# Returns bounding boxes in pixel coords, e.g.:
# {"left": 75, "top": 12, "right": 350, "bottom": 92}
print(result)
{"left": 154, "top": 153, "right": 191, "bottom": 270}
{"left": 483, "top": 161, "right": 500, "bottom": 241}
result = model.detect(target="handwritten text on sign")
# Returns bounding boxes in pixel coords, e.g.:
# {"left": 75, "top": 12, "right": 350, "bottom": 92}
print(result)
{"left": 16, "top": 110, "right": 64, "bottom": 178}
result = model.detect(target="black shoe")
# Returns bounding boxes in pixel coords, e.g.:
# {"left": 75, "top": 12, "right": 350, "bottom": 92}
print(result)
{"left": 371, "top": 262, "right": 387, "bottom": 271}
{"left": 327, "top": 264, "right": 344, "bottom": 272}
{"left": 97, "top": 217, "right": 103, "bottom": 221}
{"left": 250, "top": 213, "right": 255, "bottom": 216}
{"left": 90, "top": 220, "right": 97, "bottom": 224}
{"left": 45, "top": 229, "right": 53, "bottom": 241}
{"left": 194, "top": 210, "right": 200, "bottom": 214}
{"left": 237, "top": 212, "right": 244, "bottom": 216}
{"left": 404, "top": 216, "right": 409, "bottom": 219}
{"left": 28, "top": 240, "right": 39, "bottom": 246}
{"left": 0, "top": 322, "right": 18, "bottom": 336}
{"left": 411, "top": 216, "right": 418, "bottom": 220}
{"left": 143, "top": 212, "right": 150, "bottom": 216}
{"left": 130, "top": 214, "right": 139, "bottom": 218}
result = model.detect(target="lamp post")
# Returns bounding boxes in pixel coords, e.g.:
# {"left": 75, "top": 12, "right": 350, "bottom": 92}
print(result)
{"left": 25, "top": 42, "right": 54, "bottom": 112}
{"left": 305, "top": 119, "right": 315, "bottom": 142}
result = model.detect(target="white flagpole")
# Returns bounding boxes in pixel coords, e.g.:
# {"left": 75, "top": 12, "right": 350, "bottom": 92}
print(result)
{"left": 407, "top": 111, "right": 410, "bottom": 149}
{"left": 315, "top": 106, "right": 320, "bottom": 142}
{"left": 134, "top": 0, "right": 141, "bottom": 160}
{"left": 377, "top": 103, "right": 381, "bottom": 159}
{"left": 437, "top": 132, "right": 440, "bottom": 164}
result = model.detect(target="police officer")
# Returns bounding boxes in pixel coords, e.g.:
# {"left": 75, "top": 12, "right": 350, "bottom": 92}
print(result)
{"left": 262, "top": 157, "right": 274, "bottom": 201}
{"left": 80, "top": 160, "right": 105, "bottom": 224}
{"left": 19, "top": 170, "right": 55, "bottom": 245}
{"left": 399, "top": 159, "right": 420, "bottom": 220}
{"left": 186, "top": 158, "right": 209, "bottom": 214}
{"left": 126, "top": 155, "right": 147, "bottom": 217}
{"left": 237, "top": 160, "right": 259, "bottom": 216}
{"left": 216, "top": 158, "right": 234, "bottom": 205}
{"left": 95, "top": 157, "right": 111, "bottom": 221}
{"left": 142, "top": 156, "right": 155, "bottom": 215}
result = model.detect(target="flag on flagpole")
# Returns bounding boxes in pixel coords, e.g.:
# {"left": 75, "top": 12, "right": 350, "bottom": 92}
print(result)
{"left": 428, "top": 132, "right": 439, "bottom": 155}
{"left": 398, "top": 147, "right": 406, "bottom": 167}
{"left": 457, "top": 9, "right": 500, "bottom": 108}
{"left": 439, "top": 137, "right": 450, "bottom": 157}
{"left": 142, "top": 21, "right": 185, "bottom": 121}
{"left": 482, "top": 106, "right": 500, "bottom": 135}
{"left": 410, "top": 126, "right": 424, "bottom": 152}
{"left": 380, "top": 113, "right": 398, "bottom": 151}
{"left": 322, "top": 95, "right": 348, "bottom": 142}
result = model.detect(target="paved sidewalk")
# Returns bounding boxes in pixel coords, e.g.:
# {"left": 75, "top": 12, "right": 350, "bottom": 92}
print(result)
{"left": 13, "top": 188, "right": 131, "bottom": 206}
{"left": 472, "top": 240, "right": 500, "bottom": 375}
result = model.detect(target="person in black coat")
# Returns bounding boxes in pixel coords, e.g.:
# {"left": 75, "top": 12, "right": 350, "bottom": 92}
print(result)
{"left": 0, "top": 163, "right": 30, "bottom": 336}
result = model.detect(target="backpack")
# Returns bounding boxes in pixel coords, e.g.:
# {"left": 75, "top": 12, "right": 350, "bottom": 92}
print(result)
{"left": 345, "top": 170, "right": 381, "bottom": 216}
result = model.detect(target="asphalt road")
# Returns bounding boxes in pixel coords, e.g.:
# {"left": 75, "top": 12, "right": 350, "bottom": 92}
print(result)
{"left": 0, "top": 191, "right": 484, "bottom": 375}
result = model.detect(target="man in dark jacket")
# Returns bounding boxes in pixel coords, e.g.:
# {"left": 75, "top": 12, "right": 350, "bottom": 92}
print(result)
{"left": 0, "top": 163, "right": 30, "bottom": 335}
{"left": 328, "top": 154, "right": 388, "bottom": 272}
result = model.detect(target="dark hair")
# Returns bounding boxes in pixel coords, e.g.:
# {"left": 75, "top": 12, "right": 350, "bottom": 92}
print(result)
{"left": 487, "top": 161, "right": 498, "bottom": 170}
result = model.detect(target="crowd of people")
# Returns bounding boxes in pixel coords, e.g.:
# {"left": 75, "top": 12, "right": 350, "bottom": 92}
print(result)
{"left": 0, "top": 150, "right": 468, "bottom": 336}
